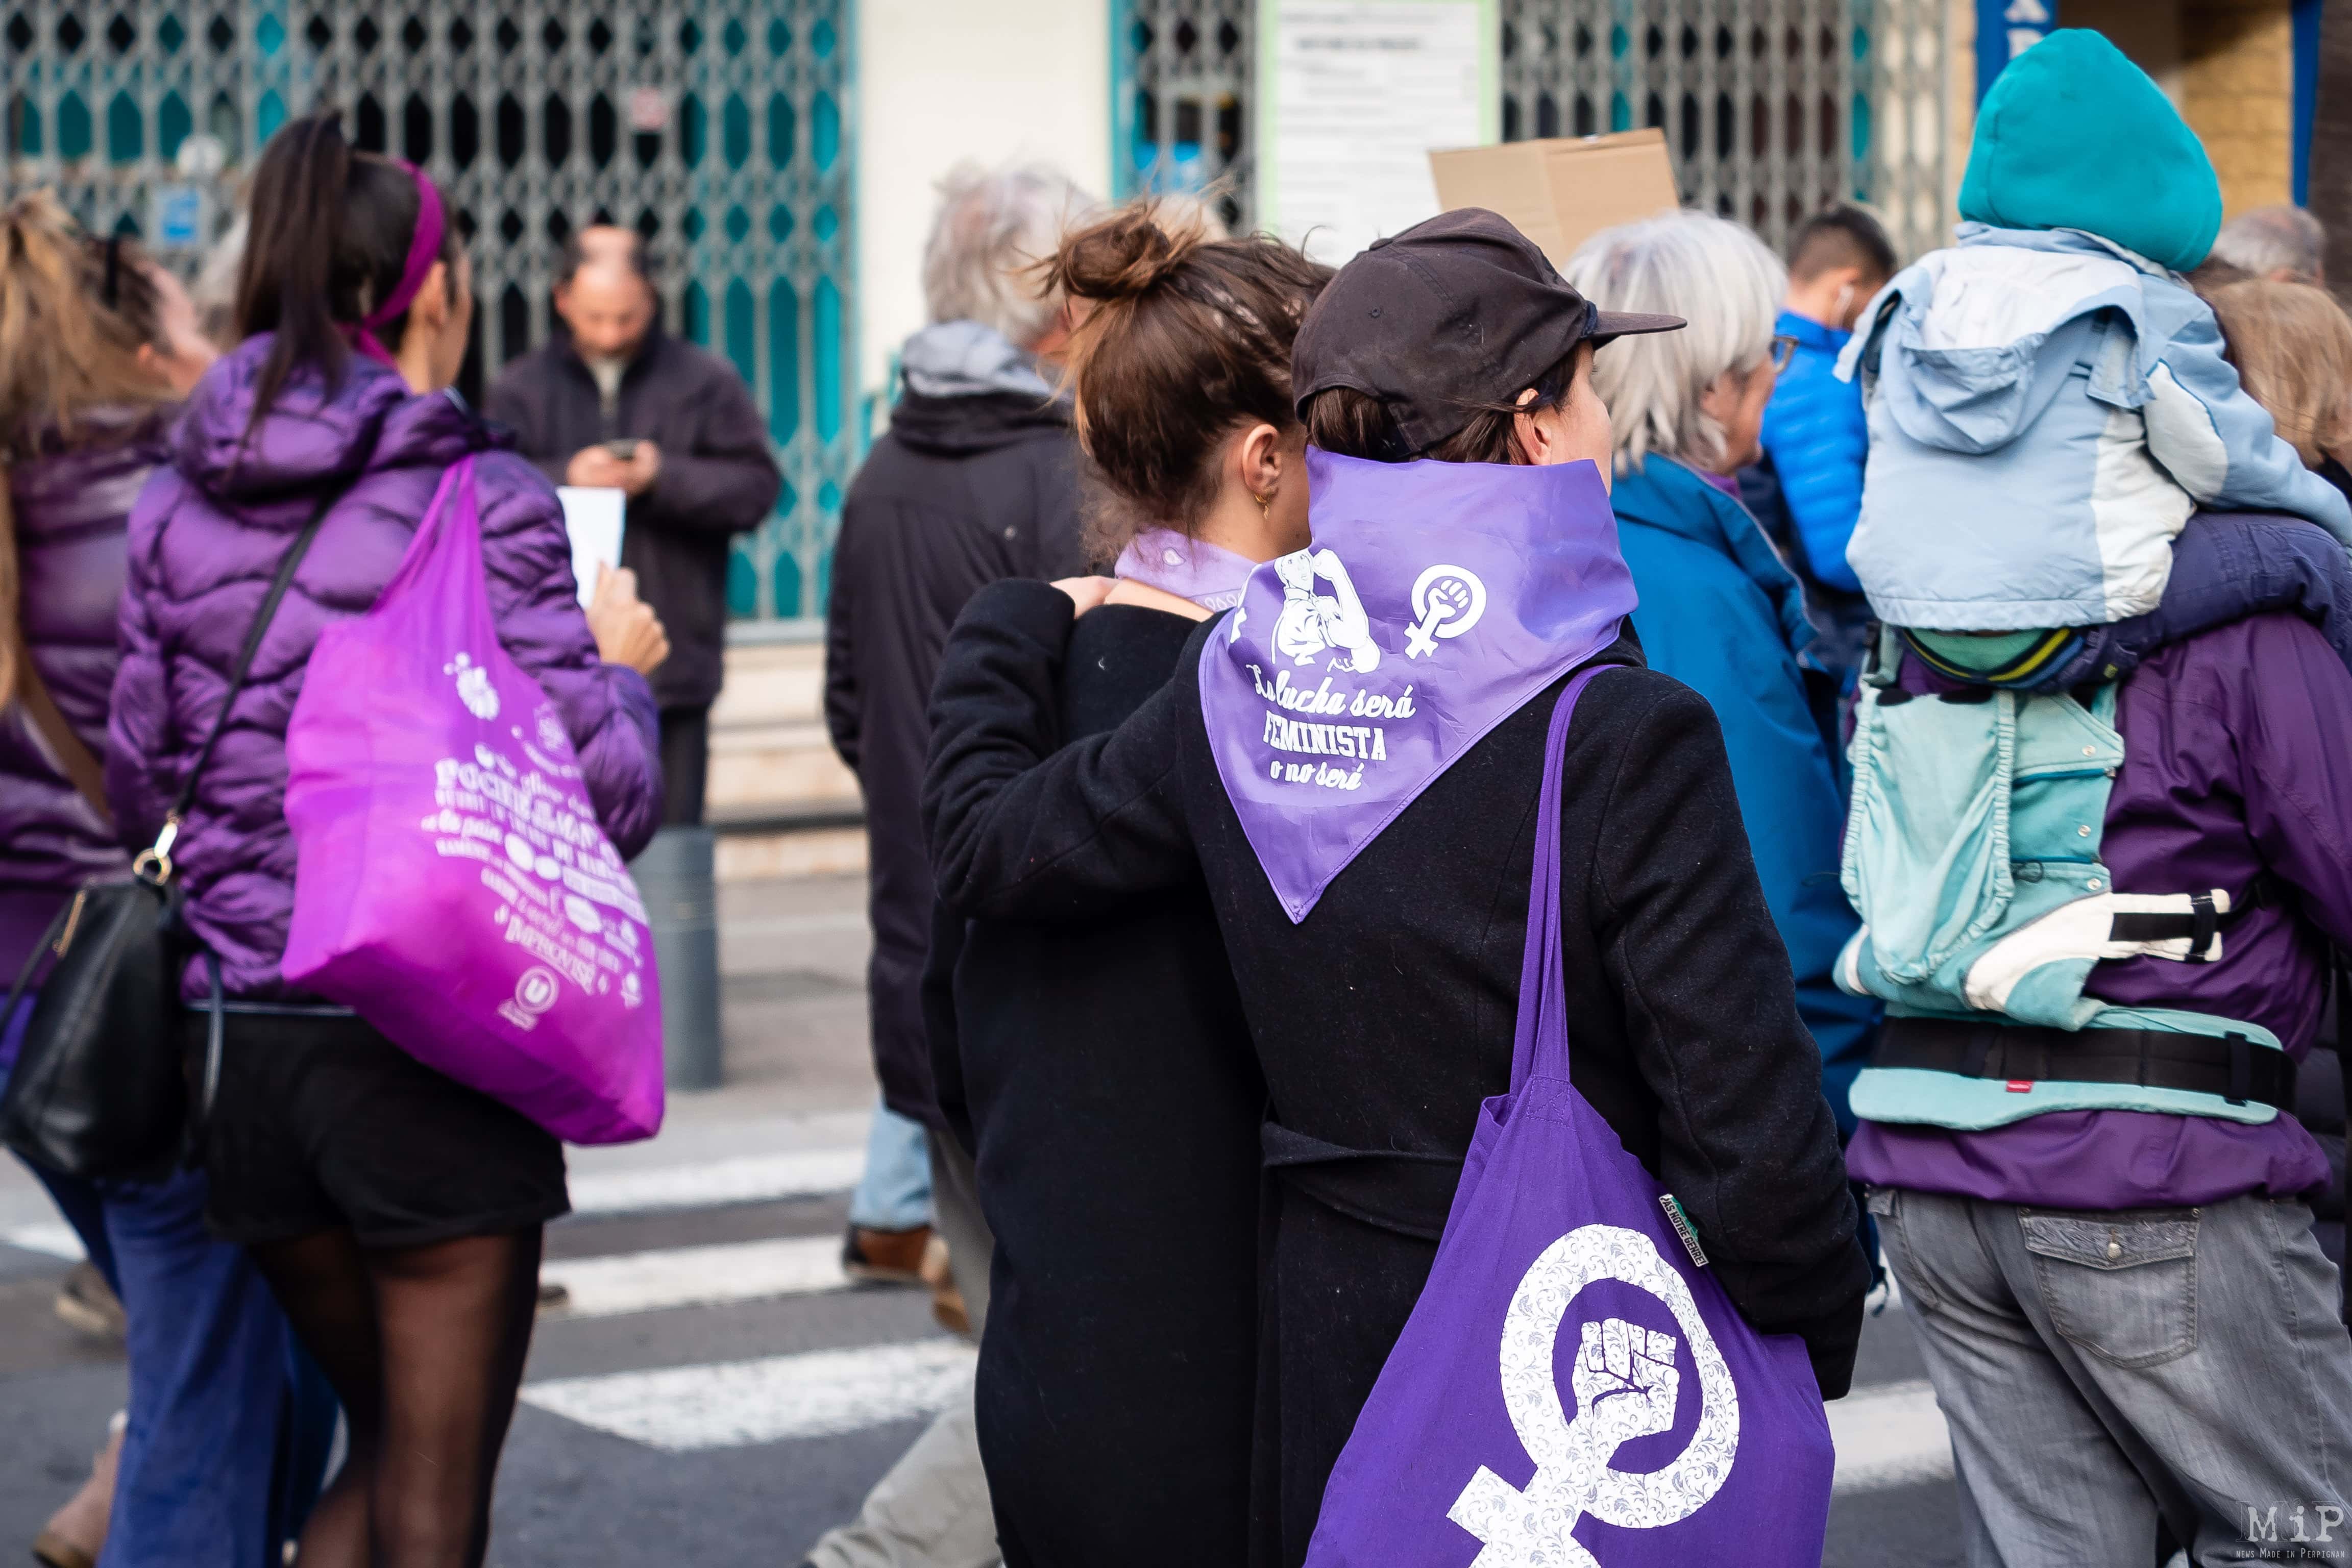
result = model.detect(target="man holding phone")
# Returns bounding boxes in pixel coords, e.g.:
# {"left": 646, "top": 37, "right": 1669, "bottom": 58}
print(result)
{"left": 488, "top": 227, "right": 781, "bottom": 822}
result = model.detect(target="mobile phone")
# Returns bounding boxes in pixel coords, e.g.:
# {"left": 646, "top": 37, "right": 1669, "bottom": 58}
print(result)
{"left": 605, "top": 438, "right": 641, "bottom": 460}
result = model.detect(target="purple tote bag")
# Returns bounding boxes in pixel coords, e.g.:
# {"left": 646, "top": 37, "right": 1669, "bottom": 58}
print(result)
{"left": 1303, "top": 667, "right": 1835, "bottom": 1568}
{"left": 282, "top": 458, "right": 664, "bottom": 1144}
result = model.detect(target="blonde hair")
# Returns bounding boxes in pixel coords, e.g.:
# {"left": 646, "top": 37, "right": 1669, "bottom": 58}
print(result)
{"left": 1563, "top": 211, "right": 1785, "bottom": 474}
{"left": 2210, "top": 279, "right": 2352, "bottom": 470}
{"left": 0, "top": 191, "right": 172, "bottom": 696}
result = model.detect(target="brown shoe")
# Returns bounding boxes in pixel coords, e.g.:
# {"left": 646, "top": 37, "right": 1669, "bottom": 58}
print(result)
{"left": 33, "top": 1412, "right": 121, "bottom": 1568}
{"left": 53, "top": 1262, "right": 125, "bottom": 1342}
{"left": 920, "top": 1233, "right": 971, "bottom": 1337}
{"left": 842, "top": 1223, "right": 932, "bottom": 1285}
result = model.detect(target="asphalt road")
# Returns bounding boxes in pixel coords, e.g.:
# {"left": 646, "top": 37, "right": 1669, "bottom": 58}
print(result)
{"left": 0, "top": 872, "right": 1970, "bottom": 1566}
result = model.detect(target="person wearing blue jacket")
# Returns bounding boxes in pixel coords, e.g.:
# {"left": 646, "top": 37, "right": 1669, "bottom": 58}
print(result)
{"left": 1745, "top": 207, "right": 1895, "bottom": 686}
{"left": 1567, "top": 209, "right": 1880, "bottom": 1130}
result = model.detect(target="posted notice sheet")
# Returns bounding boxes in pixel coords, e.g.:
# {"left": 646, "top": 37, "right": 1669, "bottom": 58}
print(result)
{"left": 1260, "top": 0, "right": 1499, "bottom": 265}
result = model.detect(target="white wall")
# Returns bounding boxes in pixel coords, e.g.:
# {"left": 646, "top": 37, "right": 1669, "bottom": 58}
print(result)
{"left": 856, "top": 0, "right": 1113, "bottom": 401}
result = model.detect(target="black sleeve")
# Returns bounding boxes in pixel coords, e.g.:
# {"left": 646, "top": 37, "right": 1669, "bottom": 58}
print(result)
{"left": 922, "top": 579, "right": 1199, "bottom": 921}
{"left": 1587, "top": 679, "right": 1870, "bottom": 1398}
{"left": 822, "top": 510, "right": 862, "bottom": 774}
{"left": 923, "top": 898, "right": 976, "bottom": 1159}
{"left": 635, "top": 373, "right": 783, "bottom": 536}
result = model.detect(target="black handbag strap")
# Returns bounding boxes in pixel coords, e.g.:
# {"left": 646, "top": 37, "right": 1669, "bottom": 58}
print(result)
{"left": 138, "top": 482, "right": 348, "bottom": 883}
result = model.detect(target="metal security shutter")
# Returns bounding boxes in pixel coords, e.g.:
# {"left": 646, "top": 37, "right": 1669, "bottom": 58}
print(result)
{"left": 1113, "top": 0, "right": 1947, "bottom": 261}
{"left": 1, "top": 0, "right": 856, "bottom": 622}
{"left": 1113, "top": 0, "right": 1255, "bottom": 227}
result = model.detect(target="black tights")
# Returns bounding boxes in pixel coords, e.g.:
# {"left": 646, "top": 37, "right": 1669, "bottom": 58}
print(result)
{"left": 251, "top": 1227, "right": 543, "bottom": 1568}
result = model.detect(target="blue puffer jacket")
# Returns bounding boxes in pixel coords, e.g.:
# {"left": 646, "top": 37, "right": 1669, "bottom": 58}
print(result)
{"left": 1757, "top": 310, "right": 1866, "bottom": 596}
{"left": 1611, "top": 454, "right": 1880, "bottom": 1130}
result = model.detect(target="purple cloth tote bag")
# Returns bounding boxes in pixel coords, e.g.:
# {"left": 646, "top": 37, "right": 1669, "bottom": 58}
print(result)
{"left": 1303, "top": 666, "right": 1835, "bottom": 1567}
{"left": 282, "top": 458, "right": 664, "bottom": 1144}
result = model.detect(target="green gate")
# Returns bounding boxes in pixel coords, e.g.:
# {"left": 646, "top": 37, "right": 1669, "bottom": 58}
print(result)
{"left": 2, "top": 0, "right": 856, "bottom": 622}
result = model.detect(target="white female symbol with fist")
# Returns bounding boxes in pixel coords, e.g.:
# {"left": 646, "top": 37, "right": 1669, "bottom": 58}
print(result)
{"left": 1448, "top": 1223, "right": 1740, "bottom": 1567}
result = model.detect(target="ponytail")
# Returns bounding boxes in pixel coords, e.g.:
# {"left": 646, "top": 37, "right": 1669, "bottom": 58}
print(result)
{"left": 237, "top": 114, "right": 356, "bottom": 427}
{"left": 235, "top": 112, "right": 463, "bottom": 430}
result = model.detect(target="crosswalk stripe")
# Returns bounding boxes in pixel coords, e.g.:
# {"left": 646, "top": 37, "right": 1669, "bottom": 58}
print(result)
{"left": 566, "top": 1148, "right": 863, "bottom": 1218}
{"left": 522, "top": 1338, "right": 975, "bottom": 1452}
{"left": 1, "top": 1221, "right": 81, "bottom": 1260}
{"left": 1830, "top": 1379, "right": 1953, "bottom": 1492}
{"left": 542, "top": 1234, "right": 849, "bottom": 1317}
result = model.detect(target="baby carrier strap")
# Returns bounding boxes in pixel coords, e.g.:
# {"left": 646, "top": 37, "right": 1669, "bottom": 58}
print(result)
{"left": 1875, "top": 1015, "right": 2296, "bottom": 1111}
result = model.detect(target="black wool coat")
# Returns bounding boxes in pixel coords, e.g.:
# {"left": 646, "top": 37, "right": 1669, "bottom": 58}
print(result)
{"left": 485, "top": 329, "right": 781, "bottom": 710}
{"left": 823, "top": 391, "right": 1086, "bottom": 1125}
{"left": 926, "top": 603, "right": 1263, "bottom": 1568}
{"left": 925, "top": 580, "right": 1871, "bottom": 1567}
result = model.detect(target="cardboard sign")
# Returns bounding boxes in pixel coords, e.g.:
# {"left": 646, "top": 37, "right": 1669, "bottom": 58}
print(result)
{"left": 1428, "top": 129, "right": 1681, "bottom": 269}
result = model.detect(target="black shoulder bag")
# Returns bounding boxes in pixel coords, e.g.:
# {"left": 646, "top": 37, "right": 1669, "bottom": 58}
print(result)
{"left": 0, "top": 488, "right": 340, "bottom": 1181}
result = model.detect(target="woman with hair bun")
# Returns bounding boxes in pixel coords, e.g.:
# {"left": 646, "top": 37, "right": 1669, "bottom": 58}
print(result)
{"left": 926, "top": 201, "right": 1329, "bottom": 1567}
{"left": 107, "top": 113, "right": 666, "bottom": 1567}
{"left": 926, "top": 208, "right": 1868, "bottom": 1563}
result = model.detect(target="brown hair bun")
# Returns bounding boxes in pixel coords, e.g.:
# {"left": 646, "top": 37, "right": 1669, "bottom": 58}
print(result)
{"left": 1042, "top": 201, "right": 1331, "bottom": 555}
{"left": 1044, "top": 204, "right": 1207, "bottom": 305}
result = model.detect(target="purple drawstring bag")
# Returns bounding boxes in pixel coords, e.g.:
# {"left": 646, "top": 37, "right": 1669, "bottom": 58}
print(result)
{"left": 1301, "top": 666, "right": 1835, "bottom": 1567}
{"left": 281, "top": 457, "right": 664, "bottom": 1144}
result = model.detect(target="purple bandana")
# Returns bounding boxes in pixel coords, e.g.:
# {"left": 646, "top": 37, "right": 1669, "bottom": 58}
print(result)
{"left": 1199, "top": 447, "right": 1637, "bottom": 922}
{"left": 1114, "top": 527, "right": 1257, "bottom": 611}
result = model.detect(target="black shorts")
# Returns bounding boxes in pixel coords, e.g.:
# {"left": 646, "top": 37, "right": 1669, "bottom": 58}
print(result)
{"left": 192, "top": 1009, "right": 570, "bottom": 1250}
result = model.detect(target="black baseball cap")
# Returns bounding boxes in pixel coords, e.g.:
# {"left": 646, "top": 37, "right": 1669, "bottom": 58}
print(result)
{"left": 1292, "top": 207, "right": 1684, "bottom": 458}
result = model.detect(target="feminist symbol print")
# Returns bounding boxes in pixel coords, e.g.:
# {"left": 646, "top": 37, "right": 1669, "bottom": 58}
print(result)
{"left": 1407, "top": 565, "right": 1488, "bottom": 658}
{"left": 1448, "top": 1223, "right": 1739, "bottom": 1567}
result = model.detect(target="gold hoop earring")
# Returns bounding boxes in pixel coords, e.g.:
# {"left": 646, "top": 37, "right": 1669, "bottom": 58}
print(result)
{"left": 1252, "top": 490, "right": 1273, "bottom": 521}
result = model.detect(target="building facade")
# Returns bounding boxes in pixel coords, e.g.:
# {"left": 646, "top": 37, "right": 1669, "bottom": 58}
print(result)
{"left": 2, "top": 0, "right": 2325, "bottom": 632}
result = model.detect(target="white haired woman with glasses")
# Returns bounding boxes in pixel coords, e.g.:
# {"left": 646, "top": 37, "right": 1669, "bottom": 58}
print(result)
{"left": 1564, "top": 211, "right": 1878, "bottom": 1135}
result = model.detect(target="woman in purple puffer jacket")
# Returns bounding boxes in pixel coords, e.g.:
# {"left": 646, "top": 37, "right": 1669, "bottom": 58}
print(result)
{"left": 0, "top": 192, "right": 339, "bottom": 1568}
{"left": 107, "top": 115, "right": 667, "bottom": 1568}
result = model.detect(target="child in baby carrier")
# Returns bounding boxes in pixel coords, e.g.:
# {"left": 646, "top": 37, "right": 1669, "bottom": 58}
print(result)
{"left": 1842, "top": 29, "right": 2352, "bottom": 643}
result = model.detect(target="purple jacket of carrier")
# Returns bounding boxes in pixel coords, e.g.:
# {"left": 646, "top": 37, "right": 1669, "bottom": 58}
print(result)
{"left": 1848, "top": 610, "right": 2352, "bottom": 1208}
{"left": 107, "top": 337, "right": 664, "bottom": 1002}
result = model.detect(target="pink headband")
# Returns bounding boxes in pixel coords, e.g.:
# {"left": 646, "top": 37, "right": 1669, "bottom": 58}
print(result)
{"left": 346, "top": 160, "right": 447, "bottom": 369}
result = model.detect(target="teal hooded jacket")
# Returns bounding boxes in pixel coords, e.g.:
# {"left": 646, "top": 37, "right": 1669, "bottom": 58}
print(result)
{"left": 1610, "top": 453, "right": 1880, "bottom": 1130}
{"left": 1961, "top": 28, "right": 2220, "bottom": 274}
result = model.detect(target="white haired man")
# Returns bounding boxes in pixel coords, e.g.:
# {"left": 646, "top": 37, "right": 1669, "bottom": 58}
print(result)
{"left": 2210, "top": 203, "right": 2327, "bottom": 285}
{"left": 806, "top": 161, "right": 1095, "bottom": 1568}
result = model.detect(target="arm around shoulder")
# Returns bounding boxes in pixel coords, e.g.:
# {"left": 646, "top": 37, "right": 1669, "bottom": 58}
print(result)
{"left": 922, "top": 579, "right": 1199, "bottom": 921}
{"left": 1588, "top": 676, "right": 1870, "bottom": 1396}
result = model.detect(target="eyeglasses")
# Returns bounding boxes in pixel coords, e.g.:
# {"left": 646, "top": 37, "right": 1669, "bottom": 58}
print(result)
{"left": 1767, "top": 333, "right": 1799, "bottom": 374}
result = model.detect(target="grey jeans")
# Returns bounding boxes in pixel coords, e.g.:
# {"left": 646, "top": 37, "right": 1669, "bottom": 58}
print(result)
{"left": 804, "top": 1136, "right": 999, "bottom": 1568}
{"left": 1871, "top": 1186, "right": 2352, "bottom": 1566}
